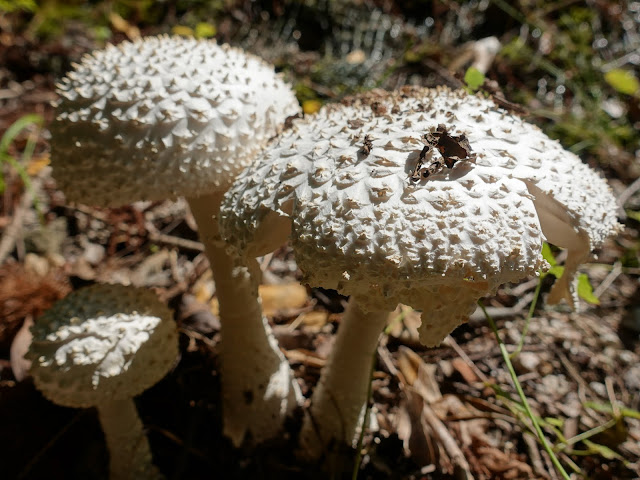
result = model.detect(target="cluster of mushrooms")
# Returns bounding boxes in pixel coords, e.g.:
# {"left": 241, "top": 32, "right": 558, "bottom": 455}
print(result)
{"left": 25, "top": 35, "right": 621, "bottom": 477}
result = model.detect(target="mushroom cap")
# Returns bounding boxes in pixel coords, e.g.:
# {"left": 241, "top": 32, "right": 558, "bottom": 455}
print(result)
{"left": 27, "top": 284, "right": 177, "bottom": 408}
{"left": 220, "top": 86, "right": 620, "bottom": 345}
{"left": 50, "top": 35, "right": 301, "bottom": 206}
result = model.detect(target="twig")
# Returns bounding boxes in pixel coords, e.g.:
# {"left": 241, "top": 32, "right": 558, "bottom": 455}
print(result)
{"left": 523, "top": 432, "right": 552, "bottom": 480}
{"left": 282, "top": 349, "right": 326, "bottom": 369}
{"left": 447, "top": 411, "right": 519, "bottom": 426}
{"left": 420, "top": 401, "right": 474, "bottom": 480}
{"left": 0, "top": 87, "right": 23, "bottom": 101}
{"left": 178, "top": 327, "right": 217, "bottom": 350}
{"left": 0, "top": 184, "right": 35, "bottom": 264}
{"left": 605, "top": 377, "right": 620, "bottom": 418}
{"left": 259, "top": 251, "right": 274, "bottom": 272}
{"left": 468, "top": 292, "right": 535, "bottom": 323}
{"left": 509, "top": 278, "right": 541, "bottom": 297}
{"left": 461, "top": 396, "right": 514, "bottom": 418}
{"left": 146, "top": 425, "right": 209, "bottom": 460}
{"left": 593, "top": 261, "right": 622, "bottom": 298}
{"left": 617, "top": 175, "right": 640, "bottom": 209}
{"left": 556, "top": 351, "right": 594, "bottom": 412}
{"left": 442, "top": 336, "right": 489, "bottom": 384}
{"left": 148, "top": 230, "right": 204, "bottom": 252}
{"left": 286, "top": 305, "right": 316, "bottom": 331}
{"left": 377, "top": 344, "right": 400, "bottom": 378}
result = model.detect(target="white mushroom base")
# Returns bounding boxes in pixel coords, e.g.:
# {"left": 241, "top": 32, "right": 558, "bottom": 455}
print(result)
{"left": 98, "top": 399, "right": 161, "bottom": 480}
{"left": 188, "top": 194, "right": 301, "bottom": 446}
{"left": 298, "top": 299, "right": 389, "bottom": 459}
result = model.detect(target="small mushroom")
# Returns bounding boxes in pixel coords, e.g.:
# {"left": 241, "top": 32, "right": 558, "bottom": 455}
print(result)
{"left": 219, "top": 86, "right": 621, "bottom": 458}
{"left": 26, "top": 284, "right": 177, "bottom": 479}
{"left": 49, "top": 35, "right": 303, "bottom": 445}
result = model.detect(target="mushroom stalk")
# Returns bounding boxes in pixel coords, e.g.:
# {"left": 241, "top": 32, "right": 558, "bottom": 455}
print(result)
{"left": 187, "top": 193, "right": 300, "bottom": 446}
{"left": 299, "top": 298, "right": 389, "bottom": 459}
{"left": 97, "top": 399, "right": 156, "bottom": 480}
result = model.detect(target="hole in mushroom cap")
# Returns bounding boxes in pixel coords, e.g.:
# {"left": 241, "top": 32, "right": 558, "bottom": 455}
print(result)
{"left": 404, "top": 148, "right": 474, "bottom": 185}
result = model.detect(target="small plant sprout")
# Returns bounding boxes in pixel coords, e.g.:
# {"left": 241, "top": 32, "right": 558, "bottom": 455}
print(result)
{"left": 0, "top": 114, "right": 44, "bottom": 222}
{"left": 48, "top": 35, "right": 303, "bottom": 446}
{"left": 219, "top": 86, "right": 621, "bottom": 459}
{"left": 26, "top": 284, "right": 177, "bottom": 480}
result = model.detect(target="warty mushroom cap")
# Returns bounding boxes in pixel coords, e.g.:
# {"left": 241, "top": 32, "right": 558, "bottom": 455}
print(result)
{"left": 50, "top": 34, "right": 301, "bottom": 206}
{"left": 220, "top": 86, "right": 621, "bottom": 346}
{"left": 26, "top": 284, "right": 177, "bottom": 408}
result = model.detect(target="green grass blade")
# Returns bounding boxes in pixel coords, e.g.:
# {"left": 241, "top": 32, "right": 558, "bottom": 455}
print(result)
{"left": 0, "top": 114, "right": 45, "bottom": 223}
{"left": 352, "top": 341, "right": 378, "bottom": 480}
{"left": 479, "top": 301, "right": 571, "bottom": 480}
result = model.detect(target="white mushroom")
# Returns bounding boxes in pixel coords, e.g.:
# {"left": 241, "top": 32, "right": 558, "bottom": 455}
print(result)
{"left": 26, "top": 284, "right": 177, "bottom": 479}
{"left": 219, "top": 86, "right": 621, "bottom": 458}
{"left": 49, "top": 35, "right": 303, "bottom": 445}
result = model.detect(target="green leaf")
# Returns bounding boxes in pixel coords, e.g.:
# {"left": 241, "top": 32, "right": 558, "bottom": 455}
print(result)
{"left": 585, "top": 401, "right": 640, "bottom": 420}
{"left": 545, "top": 416, "right": 564, "bottom": 428}
{"left": 621, "top": 408, "right": 640, "bottom": 420}
{"left": 0, "top": 113, "right": 42, "bottom": 157}
{"left": 0, "top": 114, "right": 43, "bottom": 194}
{"left": 464, "top": 67, "right": 485, "bottom": 92}
{"left": 605, "top": 69, "right": 640, "bottom": 96}
{"left": 195, "top": 22, "right": 216, "bottom": 38}
{"left": 582, "top": 440, "right": 624, "bottom": 460}
{"left": 541, "top": 242, "right": 557, "bottom": 266}
{"left": 0, "top": 0, "right": 36, "bottom": 13}
{"left": 0, "top": 113, "right": 44, "bottom": 222}
{"left": 577, "top": 273, "right": 599, "bottom": 304}
{"left": 172, "top": 25, "right": 194, "bottom": 37}
{"left": 547, "top": 265, "right": 565, "bottom": 279}
{"left": 626, "top": 210, "right": 640, "bottom": 222}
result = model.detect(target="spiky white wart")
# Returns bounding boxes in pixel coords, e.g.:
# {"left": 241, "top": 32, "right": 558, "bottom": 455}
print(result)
{"left": 27, "top": 284, "right": 177, "bottom": 407}
{"left": 220, "top": 86, "right": 621, "bottom": 346}
{"left": 50, "top": 35, "right": 301, "bottom": 206}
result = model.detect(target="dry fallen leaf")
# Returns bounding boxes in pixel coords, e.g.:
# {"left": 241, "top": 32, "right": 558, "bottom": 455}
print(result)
{"left": 0, "top": 263, "right": 70, "bottom": 350}
{"left": 386, "top": 304, "right": 422, "bottom": 344}
{"left": 208, "top": 283, "right": 309, "bottom": 318}
{"left": 346, "top": 48, "right": 366, "bottom": 64}
{"left": 452, "top": 357, "right": 480, "bottom": 384}
{"left": 259, "top": 283, "right": 308, "bottom": 317}
{"left": 109, "top": 12, "right": 141, "bottom": 39}
{"left": 26, "top": 153, "right": 50, "bottom": 176}
{"left": 283, "top": 348, "right": 326, "bottom": 368}
{"left": 294, "top": 310, "right": 329, "bottom": 331}
{"left": 397, "top": 346, "right": 442, "bottom": 403}
{"left": 397, "top": 388, "right": 440, "bottom": 467}
{"left": 390, "top": 344, "right": 473, "bottom": 477}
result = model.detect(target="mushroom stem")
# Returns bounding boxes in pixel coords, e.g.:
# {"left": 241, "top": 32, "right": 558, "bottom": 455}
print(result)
{"left": 298, "top": 298, "right": 389, "bottom": 459}
{"left": 187, "top": 193, "right": 301, "bottom": 446}
{"left": 97, "top": 398, "right": 156, "bottom": 480}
